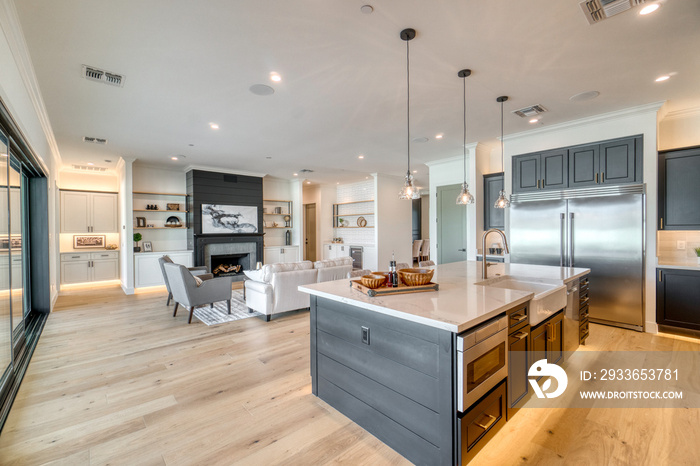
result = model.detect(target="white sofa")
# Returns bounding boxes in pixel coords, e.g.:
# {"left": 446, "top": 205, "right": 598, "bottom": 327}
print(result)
{"left": 244, "top": 257, "right": 353, "bottom": 321}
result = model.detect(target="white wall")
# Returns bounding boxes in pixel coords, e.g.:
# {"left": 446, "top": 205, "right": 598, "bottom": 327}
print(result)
{"left": 58, "top": 170, "right": 119, "bottom": 192}
{"left": 658, "top": 107, "right": 700, "bottom": 151}
{"left": 374, "top": 174, "right": 412, "bottom": 268}
{"left": 500, "top": 102, "right": 661, "bottom": 333}
{"left": 0, "top": 1, "right": 61, "bottom": 305}
{"left": 118, "top": 158, "right": 134, "bottom": 294}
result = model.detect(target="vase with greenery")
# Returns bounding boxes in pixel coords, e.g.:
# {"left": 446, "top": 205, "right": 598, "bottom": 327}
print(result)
{"left": 134, "top": 232, "right": 142, "bottom": 252}
{"left": 695, "top": 246, "right": 700, "bottom": 264}
{"left": 338, "top": 218, "right": 344, "bottom": 227}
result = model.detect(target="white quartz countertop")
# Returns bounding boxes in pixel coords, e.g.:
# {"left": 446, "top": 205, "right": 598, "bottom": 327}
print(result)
{"left": 299, "top": 261, "right": 590, "bottom": 333}
{"left": 657, "top": 259, "right": 700, "bottom": 271}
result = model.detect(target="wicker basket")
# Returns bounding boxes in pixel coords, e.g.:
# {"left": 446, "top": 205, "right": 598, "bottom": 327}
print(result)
{"left": 361, "top": 274, "right": 387, "bottom": 289}
{"left": 397, "top": 268, "right": 434, "bottom": 286}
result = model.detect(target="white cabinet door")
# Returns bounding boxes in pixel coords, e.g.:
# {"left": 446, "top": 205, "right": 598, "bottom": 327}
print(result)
{"left": 265, "top": 247, "right": 281, "bottom": 264}
{"left": 280, "top": 246, "right": 299, "bottom": 263}
{"left": 60, "top": 192, "right": 90, "bottom": 233}
{"left": 91, "top": 193, "right": 118, "bottom": 232}
{"left": 335, "top": 244, "right": 349, "bottom": 257}
{"left": 61, "top": 261, "right": 90, "bottom": 284}
{"left": 322, "top": 244, "right": 334, "bottom": 260}
{"left": 92, "top": 260, "right": 118, "bottom": 281}
{"left": 135, "top": 255, "right": 165, "bottom": 287}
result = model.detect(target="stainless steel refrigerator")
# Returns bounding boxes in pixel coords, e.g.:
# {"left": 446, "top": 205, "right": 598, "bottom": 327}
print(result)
{"left": 510, "top": 185, "right": 645, "bottom": 330}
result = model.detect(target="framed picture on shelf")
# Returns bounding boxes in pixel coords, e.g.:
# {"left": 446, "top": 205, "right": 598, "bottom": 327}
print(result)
{"left": 143, "top": 241, "right": 153, "bottom": 252}
{"left": 73, "top": 235, "right": 106, "bottom": 249}
{"left": 136, "top": 217, "right": 146, "bottom": 228}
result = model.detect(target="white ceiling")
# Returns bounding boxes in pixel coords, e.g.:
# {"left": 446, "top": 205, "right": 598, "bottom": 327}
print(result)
{"left": 14, "top": 0, "right": 700, "bottom": 186}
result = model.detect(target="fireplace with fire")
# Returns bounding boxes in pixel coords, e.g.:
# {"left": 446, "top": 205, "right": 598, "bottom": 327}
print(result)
{"left": 211, "top": 253, "right": 250, "bottom": 277}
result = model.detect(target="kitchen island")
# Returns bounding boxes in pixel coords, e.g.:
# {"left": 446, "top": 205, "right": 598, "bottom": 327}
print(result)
{"left": 299, "top": 261, "right": 589, "bottom": 466}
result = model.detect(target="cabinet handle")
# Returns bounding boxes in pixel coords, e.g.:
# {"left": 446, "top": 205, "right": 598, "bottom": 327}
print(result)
{"left": 547, "top": 323, "right": 556, "bottom": 342}
{"left": 511, "top": 313, "right": 527, "bottom": 323}
{"left": 660, "top": 217, "right": 663, "bottom": 229}
{"left": 595, "top": 173, "right": 599, "bottom": 184}
{"left": 658, "top": 270, "right": 662, "bottom": 282}
{"left": 72, "top": 256, "right": 80, "bottom": 258}
{"left": 537, "top": 179, "right": 540, "bottom": 189}
{"left": 475, "top": 414, "right": 497, "bottom": 431}
{"left": 601, "top": 172, "right": 605, "bottom": 183}
{"left": 513, "top": 331, "right": 528, "bottom": 340}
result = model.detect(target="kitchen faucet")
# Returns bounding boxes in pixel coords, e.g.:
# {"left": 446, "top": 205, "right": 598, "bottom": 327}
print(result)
{"left": 481, "top": 228, "right": 509, "bottom": 279}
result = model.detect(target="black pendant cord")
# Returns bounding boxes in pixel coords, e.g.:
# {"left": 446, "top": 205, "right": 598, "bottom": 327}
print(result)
{"left": 463, "top": 76, "right": 467, "bottom": 183}
{"left": 500, "top": 99, "right": 505, "bottom": 172}
{"left": 406, "top": 37, "right": 411, "bottom": 177}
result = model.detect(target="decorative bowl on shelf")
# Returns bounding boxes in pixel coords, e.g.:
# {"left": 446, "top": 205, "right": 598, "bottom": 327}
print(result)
{"left": 361, "top": 274, "right": 387, "bottom": 289}
{"left": 164, "top": 216, "right": 183, "bottom": 228}
{"left": 398, "top": 268, "right": 434, "bottom": 286}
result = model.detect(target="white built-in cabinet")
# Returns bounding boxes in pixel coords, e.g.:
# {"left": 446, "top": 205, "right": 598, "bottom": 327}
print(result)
{"left": 322, "top": 243, "right": 350, "bottom": 261}
{"left": 134, "top": 251, "right": 193, "bottom": 288}
{"left": 60, "top": 191, "right": 118, "bottom": 233}
{"left": 60, "top": 251, "right": 119, "bottom": 284}
{"left": 264, "top": 246, "right": 299, "bottom": 264}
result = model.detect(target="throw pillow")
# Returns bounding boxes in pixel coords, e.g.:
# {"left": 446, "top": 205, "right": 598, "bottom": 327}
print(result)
{"left": 193, "top": 275, "right": 203, "bottom": 287}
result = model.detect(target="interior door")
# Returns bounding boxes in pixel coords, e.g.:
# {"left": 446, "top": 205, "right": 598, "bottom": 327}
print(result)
{"left": 436, "top": 184, "right": 467, "bottom": 264}
{"left": 304, "top": 203, "right": 316, "bottom": 262}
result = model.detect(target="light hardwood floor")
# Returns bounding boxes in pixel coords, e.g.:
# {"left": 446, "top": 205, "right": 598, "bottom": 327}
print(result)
{"left": 0, "top": 284, "right": 698, "bottom": 465}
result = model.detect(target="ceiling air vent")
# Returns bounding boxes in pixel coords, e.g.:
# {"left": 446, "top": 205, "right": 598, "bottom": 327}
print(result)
{"left": 81, "top": 65, "right": 125, "bottom": 87}
{"left": 579, "top": 0, "right": 646, "bottom": 25}
{"left": 72, "top": 164, "right": 108, "bottom": 172}
{"left": 83, "top": 136, "right": 108, "bottom": 144}
{"left": 512, "top": 105, "right": 548, "bottom": 118}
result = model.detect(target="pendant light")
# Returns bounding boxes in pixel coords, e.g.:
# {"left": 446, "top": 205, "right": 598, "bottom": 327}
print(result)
{"left": 456, "top": 69, "right": 474, "bottom": 205}
{"left": 398, "top": 28, "right": 420, "bottom": 200}
{"left": 494, "top": 96, "right": 510, "bottom": 209}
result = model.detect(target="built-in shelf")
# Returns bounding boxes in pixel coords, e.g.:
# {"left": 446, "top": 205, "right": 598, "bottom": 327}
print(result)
{"left": 263, "top": 213, "right": 289, "bottom": 216}
{"left": 133, "top": 209, "right": 189, "bottom": 213}
{"left": 332, "top": 201, "right": 375, "bottom": 228}
{"left": 265, "top": 227, "right": 292, "bottom": 229}
{"left": 134, "top": 227, "right": 186, "bottom": 230}
{"left": 333, "top": 213, "right": 374, "bottom": 217}
{"left": 133, "top": 191, "right": 186, "bottom": 197}
{"left": 333, "top": 226, "right": 374, "bottom": 229}
{"left": 334, "top": 200, "right": 374, "bottom": 205}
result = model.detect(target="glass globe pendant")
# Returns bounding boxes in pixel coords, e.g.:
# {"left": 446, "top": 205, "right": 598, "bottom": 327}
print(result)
{"left": 495, "top": 96, "right": 510, "bottom": 209}
{"left": 456, "top": 69, "right": 474, "bottom": 205}
{"left": 494, "top": 189, "right": 510, "bottom": 208}
{"left": 456, "top": 182, "right": 475, "bottom": 205}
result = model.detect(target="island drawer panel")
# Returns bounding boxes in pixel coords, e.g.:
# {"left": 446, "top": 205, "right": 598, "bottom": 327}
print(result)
{"left": 317, "top": 330, "right": 440, "bottom": 410}
{"left": 318, "top": 376, "right": 440, "bottom": 466}
{"left": 316, "top": 304, "right": 440, "bottom": 378}
{"left": 318, "top": 354, "right": 441, "bottom": 446}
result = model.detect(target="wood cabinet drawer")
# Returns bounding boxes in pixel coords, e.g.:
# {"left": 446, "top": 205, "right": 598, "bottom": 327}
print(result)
{"left": 61, "top": 253, "right": 90, "bottom": 262}
{"left": 90, "top": 251, "right": 119, "bottom": 260}
{"left": 507, "top": 304, "right": 528, "bottom": 333}
{"left": 458, "top": 379, "right": 507, "bottom": 465}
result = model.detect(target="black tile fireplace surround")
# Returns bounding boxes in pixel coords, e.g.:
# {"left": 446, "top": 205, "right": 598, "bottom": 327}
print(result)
{"left": 194, "top": 234, "right": 264, "bottom": 282}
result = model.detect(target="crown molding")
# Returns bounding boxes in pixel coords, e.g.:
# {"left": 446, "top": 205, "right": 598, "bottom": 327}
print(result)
{"left": 502, "top": 101, "right": 665, "bottom": 142}
{"left": 0, "top": 0, "right": 62, "bottom": 171}
{"left": 661, "top": 106, "right": 700, "bottom": 121}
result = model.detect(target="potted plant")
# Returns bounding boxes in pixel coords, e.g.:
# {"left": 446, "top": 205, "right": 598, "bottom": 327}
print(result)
{"left": 134, "top": 232, "right": 142, "bottom": 252}
{"left": 338, "top": 217, "right": 344, "bottom": 227}
{"left": 695, "top": 247, "right": 700, "bottom": 265}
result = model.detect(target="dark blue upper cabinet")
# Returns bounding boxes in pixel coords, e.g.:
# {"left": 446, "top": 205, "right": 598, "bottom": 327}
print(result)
{"left": 513, "top": 136, "right": 642, "bottom": 193}
{"left": 484, "top": 173, "right": 505, "bottom": 230}
{"left": 658, "top": 146, "right": 700, "bottom": 230}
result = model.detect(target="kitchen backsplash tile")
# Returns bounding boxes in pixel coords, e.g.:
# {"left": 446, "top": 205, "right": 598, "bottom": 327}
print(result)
{"left": 657, "top": 230, "right": 700, "bottom": 261}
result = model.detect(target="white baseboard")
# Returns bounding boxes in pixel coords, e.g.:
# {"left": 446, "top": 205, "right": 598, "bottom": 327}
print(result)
{"left": 645, "top": 321, "right": 659, "bottom": 334}
{"left": 121, "top": 284, "right": 135, "bottom": 295}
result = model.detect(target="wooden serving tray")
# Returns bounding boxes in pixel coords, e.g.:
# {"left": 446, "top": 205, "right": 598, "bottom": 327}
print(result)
{"left": 350, "top": 279, "right": 439, "bottom": 297}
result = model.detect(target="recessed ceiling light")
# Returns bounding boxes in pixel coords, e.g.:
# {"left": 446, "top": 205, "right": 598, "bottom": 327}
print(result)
{"left": 435, "top": 134, "right": 443, "bottom": 139}
{"left": 270, "top": 72, "right": 281, "bottom": 82}
{"left": 412, "top": 170, "right": 418, "bottom": 173}
{"left": 529, "top": 118, "right": 539, "bottom": 124}
{"left": 171, "top": 156, "right": 178, "bottom": 161}
{"left": 337, "top": 182, "right": 340, "bottom": 185}
{"left": 293, "top": 173, "right": 298, "bottom": 176}
{"left": 655, "top": 75, "right": 670, "bottom": 82}
{"left": 360, "top": 5, "right": 373, "bottom": 14}
{"left": 87, "top": 162, "right": 94, "bottom": 166}
{"left": 639, "top": 3, "right": 660, "bottom": 15}
{"left": 210, "top": 123, "right": 219, "bottom": 130}
{"left": 358, "top": 155, "right": 364, "bottom": 159}
{"left": 306, "top": 181, "right": 311, "bottom": 185}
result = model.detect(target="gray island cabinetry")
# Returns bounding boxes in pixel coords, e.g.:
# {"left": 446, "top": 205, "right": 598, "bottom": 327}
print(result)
{"left": 301, "top": 261, "right": 589, "bottom": 465}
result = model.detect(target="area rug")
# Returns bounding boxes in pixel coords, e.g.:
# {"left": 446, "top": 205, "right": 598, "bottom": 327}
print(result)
{"left": 192, "top": 290, "right": 262, "bottom": 326}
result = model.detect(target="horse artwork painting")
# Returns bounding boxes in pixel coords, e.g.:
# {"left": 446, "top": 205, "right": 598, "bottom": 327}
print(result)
{"left": 201, "top": 204, "right": 258, "bottom": 234}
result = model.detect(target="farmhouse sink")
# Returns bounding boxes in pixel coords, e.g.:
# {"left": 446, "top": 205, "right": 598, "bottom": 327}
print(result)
{"left": 476, "top": 275, "right": 567, "bottom": 326}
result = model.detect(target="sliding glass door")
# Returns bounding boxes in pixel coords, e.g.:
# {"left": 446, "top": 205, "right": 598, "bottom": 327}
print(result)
{"left": 9, "top": 158, "right": 26, "bottom": 356}
{"left": 0, "top": 131, "right": 11, "bottom": 396}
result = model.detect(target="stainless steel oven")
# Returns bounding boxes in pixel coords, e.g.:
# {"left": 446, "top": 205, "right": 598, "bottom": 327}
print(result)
{"left": 457, "top": 314, "right": 508, "bottom": 412}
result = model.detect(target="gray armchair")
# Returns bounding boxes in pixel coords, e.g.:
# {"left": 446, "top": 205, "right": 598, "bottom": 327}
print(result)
{"left": 158, "top": 255, "right": 212, "bottom": 306}
{"left": 163, "top": 263, "right": 233, "bottom": 324}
